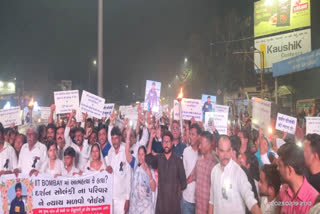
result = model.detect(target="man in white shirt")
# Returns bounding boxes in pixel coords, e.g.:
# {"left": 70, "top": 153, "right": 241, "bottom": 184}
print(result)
{"left": 0, "top": 127, "right": 18, "bottom": 175}
{"left": 14, "top": 125, "right": 47, "bottom": 176}
{"left": 65, "top": 110, "right": 91, "bottom": 171}
{"left": 105, "top": 127, "right": 131, "bottom": 214}
{"left": 209, "top": 136, "right": 262, "bottom": 214}
{"left": 181, "top": 123, "right": 201, "bottom": 214}
{"left": 258, "top": 164, "right": 281, "bottom": 214}
{"left": 56, "top": 126, "right": 68, "bottom": 160}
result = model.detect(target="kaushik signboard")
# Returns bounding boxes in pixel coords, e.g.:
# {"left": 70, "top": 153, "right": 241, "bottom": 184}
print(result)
{"left": 254, "top": 28, "right": 311, "bottom": 73}
{"left": 254, "top": 0, "right": 310, "bottom": 38}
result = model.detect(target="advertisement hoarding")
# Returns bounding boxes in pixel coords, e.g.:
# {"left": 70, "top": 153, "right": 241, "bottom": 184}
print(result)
{"left": 254, "top": 0, "right": 310, "bottom": 38}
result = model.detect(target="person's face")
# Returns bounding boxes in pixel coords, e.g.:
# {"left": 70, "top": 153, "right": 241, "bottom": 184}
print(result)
{"left": 56, "top": 128, "right": 65, "bottom": 145}
{"left": 238, "top": 153, "right": 249, "bottom": 169}
{"left": 171, "top": 123, "right": 180, "bottom": 140}
{"left": 304, "top": 140, "right": 315, "bottom": 169}
{"left": 14, "top": 136, "right": 24, "bottom": 153}
{"left": 74, "top": 131, "right": 84, "bottom": 146}
{"left": 258, "top": 171, "right": 269, "bottom": 197}
{"left": 238, "top": 132, "right": 248, "bottom": 147}
{"left": 111, "top": 135, "right": 121, "bottom": 150}
{"left": 199, "top": 136, "right": 212, "bottom": 155}
{"left": 47, "top": 128, "right": 55, "bottom": 141}
{"left": 16, "top": 188, "right": 22, "bottom": 198}
{"left": 70, "top": 119, "right": 76, "bottom": 130}
{"left": 41, "top": 128, "right": 47, "bottom": 138}
{"left": 152, "top": 84, "right": 155, "bottom": 90}
{"left": 217, "top": 139, "right": 232, "bottom": 167}
{"left": 26, "top": 129, "right": 37, "bottom": 146}
{"left": 64, "top": 155, "right": 74, "bottom": 167}
{"left": 89, "top": 132, "right": 98, "bottom": 145}
{"left": 276, "top": 157, "right": 289, "bottom": 183}
{"left": 0, "top": 132, "right": 4, "bottom": 144}
{"left": 98, "top": 129, "right": 107, "bottom": 145}
{"left": 189, "top": 128, "right": 199, "bottom": 147}
{"left": 123, "top": 130, "right": 136, "bottom": 146}
{"left": 91, "top": 145, "right": 100, "bottom": 161}
{"left": 207, "top": 97, "right": 211, "bottom": 103}
{"left": 162, "top": 136, "right": 173, "bottom": 154}
{"left": 138, "top": 148, "right": 146, "bottom": 165}
{"left": 9, "top": 133, "right": 16, "bottom": 145}
{"left": 48, "top": 144, "right": 57, "bottom": 160}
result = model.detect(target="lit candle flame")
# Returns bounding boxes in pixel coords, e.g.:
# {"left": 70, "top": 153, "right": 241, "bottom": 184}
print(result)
{"left": 28, "top": 98, "right": 34, "bottom": 107}
{"left": 177, "top": 88, "right": 183, "bottom": 99}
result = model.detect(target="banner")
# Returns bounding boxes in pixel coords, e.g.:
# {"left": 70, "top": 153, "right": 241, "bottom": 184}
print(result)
{"left": 252, "top": 97, "right": 271, "bottom": 135}
{"left": 0, "top": 172, "right": 112, "bottom": 214}
{"left": 254, "top": 29, "right": 311, "bottom": 73}
{"left": 119, "top": 105, "right": 138, "bottom": 121}
{"left": 80, "top": 90, "right": 105, "bottom": 119}
{"left": 205, "top": 112, "right": 228, "bottom": 135}
{"left": 276, "top": 113, "right": 297, "bottom": 134}
{"left": 306, "top": 117, "right": 320, "bottom": 135}
{"left": 215, "top": 104, "right": 229, "bottom": 114}
{"left": 144, "top": 80, "right": 161, "bottom": 112}
{"left": 254, "top": 0, "right": 311, "bottom": 37}
{"left": 103, "top": 104, "right": 115, "bottom": 119}
{"left": 174, "top": 99, "right": 202, "bottom": 121}
{"left": 273, "top": 49, "right": 320, "bottom": 77}
{"left": 54, "top": 90, "right": 79, "bottom": 114}
{"left": 0, "top": 107, "right": 21, "bottom": 128}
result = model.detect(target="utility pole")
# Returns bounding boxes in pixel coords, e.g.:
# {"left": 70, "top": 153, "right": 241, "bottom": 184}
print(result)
{"left": 97, "top": 0, "right": 103, "bottom": 97}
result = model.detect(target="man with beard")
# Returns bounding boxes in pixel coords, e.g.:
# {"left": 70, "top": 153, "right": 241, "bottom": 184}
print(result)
{"left": 258, "top": 164, "right": 281, "bottom": 214}
{"left": 304, "top": 134, "right": 320, "bottom": 192}
{"left": 277, "top": 143, "right": 319, "bottom": 214}
{"left": 171, "top": 120, "right": 186, "bottom": 158}
{"left": 146, "top": 130, "right": 187, "bottom": 214}
{"left": 209, "top": 136, "right": 261, "bottom": 214}
{"left": 98, "top": 125, "right": 111, "bottom": 161}
{"left": 56, "top": 126, "right": 67, "bottom": 160}
{"left": 186, "top": 131, "right": 218, "bottom": 214}
{"left": 46, "top": 123, "right": 56, "bottom": 143}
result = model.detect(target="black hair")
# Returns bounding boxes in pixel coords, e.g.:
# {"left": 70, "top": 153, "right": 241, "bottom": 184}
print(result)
{"left": 172, "top": 120, "right": 180, "bottom": 127}
{"left": 111, "top": 126, "right": 122, "bottom": 137}
{"left": 162, "top": 130, "right": 173, "bottom": 142}
{"left": 9, "top": 129, "right": 18, "bottom": 137}
{"left": 56, "top": 125, "right": 66, "bottom": 132}
{"left": 138, "top": 145, "right": 147, "bottom": 154}
{"left": 0, "top": 123, "right": 4, "bottom": 135}
{"left": 4, "top": 128, "right": 12, "bottom": 135}
{"left": 74, "top": 127, "right": 85, "bottom": 135}
{"left": 98, "top": 124, "right": 108, "bottom": 134}
{"left": 16, "top": 134, "right": 27, "bottom": 145}
{"left": 207, "top": 96, "right": 211, "bottom": 99}
{"left": 64, "top": 146, "right": 76, "bottom": 157}
{"left": 200, "top": 131, "right": 213, "bottom": 145}
{"left": 239, "top": 130, "right": 249, "bottom": 140}
{"left": 46, "top": 140, "right": 58, "bottom": 151}
{"left": 260, "top": 164, "right": 281, "bottom": 195}
{"left": 15, "top": 182, "right": 22, "bottom": 191}
{"left": 306, "top": 134, "right": 320, "bottom": 160}
{"left": 90, "top": 143, "right": 101, "bottom": 160}
{"left": 277, "top": 143, "right": 305, "bottom": 175}
{"left": 46, "top": 123, "right": 57, "bottom": 133}
{"left": 230, "top": 135, "right": 241, "bottom": 158}
{"left": 244, "top": 151, "right": 260, "bottom": 181}
{"left": 190, "top": 123, "right": 202, "bottom": 135}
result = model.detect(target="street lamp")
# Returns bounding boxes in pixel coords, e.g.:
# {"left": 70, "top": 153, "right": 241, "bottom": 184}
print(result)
{"left": 93, "top": 59, "right": 97, "bottom": 65}
{"left": 28, "top": 97, "right": 34, "bottom": 124}
{"left": 177, "top": 88, "right": 184, "bottom": 135}
{"left": 184, "top": 58, "right": 188, "bottom": 63}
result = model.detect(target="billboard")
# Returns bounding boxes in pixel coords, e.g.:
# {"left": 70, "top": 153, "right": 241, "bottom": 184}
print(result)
{"left": 0, "top": 81, "right": 15, "bottom": 95}
{"left": 254, "top": 28, "right": 311, "bottom": 73}
{"left": 254, "top": 0, "right": 310, "bottom": 38}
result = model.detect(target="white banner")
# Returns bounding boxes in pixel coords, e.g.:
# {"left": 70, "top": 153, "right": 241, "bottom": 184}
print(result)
{"left": 214, "top": 104, "right": 229, "bottom": 113}
{"left": 0, "top": 107, "right": 21, "bottom": 128}
{"left": 205, "top": 112, "right": 228, "bottom": 135}
{"left": 103, "top": 104, "right": 115, "bottom": 118}
{"left": 252, "top": 97, "right": 271, "bottom": 134}
{"left": 54, "top": 90, "right": 79, "bottom": 114}
{"left": 119, "top": 105, "right": 138, "bottom": 121}
{"left": 174, "top": 99, "right": 202, "bottom": 121}
{"left": 276, "top": 113, "right": 297, "bottom": 135}
{"left": 254, "top": 29, "right": 311, "bottom": 72}
{"left": 306, "top": 117, "right": 320, "bottom": 135}
{"left": 0, "top": 172, "right": 112, "bottom": 214}
{"left": 80, "top": 90, "right": 105, "bottom": 119}
{"left": 39, "top": 107, "right": 57, "bottom": 121}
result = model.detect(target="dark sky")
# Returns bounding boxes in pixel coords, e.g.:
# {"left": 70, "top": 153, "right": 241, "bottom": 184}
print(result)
{"left": 0, "top": 0, "right": 250, "bottom": 103}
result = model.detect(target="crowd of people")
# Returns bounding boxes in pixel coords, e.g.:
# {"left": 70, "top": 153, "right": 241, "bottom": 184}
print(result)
{"left": 1, "top": 103, "right": 320, "bottom": 214}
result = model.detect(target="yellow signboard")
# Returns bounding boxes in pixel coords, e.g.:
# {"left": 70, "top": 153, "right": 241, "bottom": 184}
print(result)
{"left": 254, "top": 0, "right": 310, "bottom": 38}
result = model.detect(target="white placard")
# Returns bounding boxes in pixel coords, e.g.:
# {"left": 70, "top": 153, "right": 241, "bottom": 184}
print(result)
{"left": 276, "top": 113, "right": 297, "bottom": 135}
{"left": 0, "top": 107, "right": 21, "bottom": 128}
{"left": 103, "top": 103, "right": 115, "bottom": 118}
{"left": 215, "top": 104, "right": 229, "bottom": 113}
{"left": 80, "top": 90, "right": 105, "bottom": 119}
{"left": 252, "top": 97, "right": 271, "bottom": 135}
{"left": 54, "top": 90, "right": 79, "bottom": 114}
{"left": 39, "top": 106, "right": 57, "bottom": 121}
{"left": 120, "top": 105, "right": 138, "bottom": 121}
{"left": 205, "top": 112, "right": 228, "bottom": 135}
{"left": 174, "top": 98, "right": 202, "bottom": 121}
{"left": 306, "top": 117, "right": 320, "bottom": 135}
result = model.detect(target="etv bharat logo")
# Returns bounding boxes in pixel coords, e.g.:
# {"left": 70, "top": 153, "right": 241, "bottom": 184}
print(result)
{"left": 293, "top": 0, "right": 309, "bottom": 13}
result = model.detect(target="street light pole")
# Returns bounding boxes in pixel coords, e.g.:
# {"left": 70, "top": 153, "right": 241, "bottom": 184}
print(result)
{"left": 97, "top": 0, "right": 103, "bottom": 97}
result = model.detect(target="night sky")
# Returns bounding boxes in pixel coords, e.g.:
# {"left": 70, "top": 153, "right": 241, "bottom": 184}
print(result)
{"left": 0, "top": 0, "right": 291, "bottom": 104}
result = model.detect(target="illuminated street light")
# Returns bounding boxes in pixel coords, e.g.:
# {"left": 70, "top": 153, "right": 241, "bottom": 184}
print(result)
{"left": 93, "top": 59, "right": 97, "bottom": 65}
{"left": 168, "top": 84, "right": 171, "bottom": 88}
{"left": 125, "top": 85, "right": 129, "bottom": 88}
{"left": 0, "top": 81, "right": 3, "bottom": 87}
{"left": 184, "top": 58, "right": 188, "bottom": 63}
{"left": 8, "top": 82, "right": 15, "bottom": 90}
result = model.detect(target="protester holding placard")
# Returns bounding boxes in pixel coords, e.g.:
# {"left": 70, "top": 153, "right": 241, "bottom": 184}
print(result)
{"left": 0, "top": 126, "right": 18, "bottom": 176}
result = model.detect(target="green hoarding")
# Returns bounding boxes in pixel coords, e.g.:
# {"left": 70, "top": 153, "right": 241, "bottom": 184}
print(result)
{"left": 254, "top": 0, "right": 310, "bottom": 38}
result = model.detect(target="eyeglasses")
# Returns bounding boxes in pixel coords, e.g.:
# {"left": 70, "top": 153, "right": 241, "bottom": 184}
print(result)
{"left": 163, "top": 140, "right": 171, "bottom": 144}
